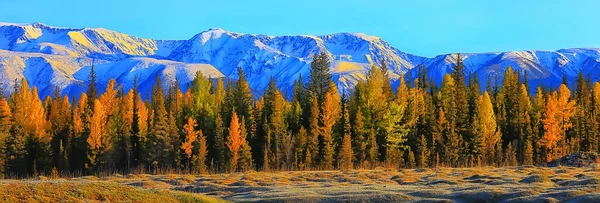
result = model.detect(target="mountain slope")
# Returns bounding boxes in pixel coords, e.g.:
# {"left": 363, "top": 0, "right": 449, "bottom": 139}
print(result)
{"left": 406, "top": 49, "right": 600, "bottom": 89}
{"left": 168, "top": 28, "right": 426, "bottom": 93}
{"left": 69, "top": 57, "right": 224, "bottom": 97}
{"left": 0, "top": 22, "right": 181, "bottom": 60}
{"left": 0, "top": 22, "right": 599, "bottom": 98}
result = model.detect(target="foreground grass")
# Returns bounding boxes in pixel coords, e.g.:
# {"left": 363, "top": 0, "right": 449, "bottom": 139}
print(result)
{"left": 3, "top": 166, "right": 600, "bottom": 202}
{"left": 101, "top": 165, "right": 599, "bottom": 202}
{"left": 0, "top": 179, "right": 227, "bottom": 203}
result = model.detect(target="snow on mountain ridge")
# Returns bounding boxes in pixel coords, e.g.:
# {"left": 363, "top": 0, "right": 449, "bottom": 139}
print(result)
{"left": 1, "top": 22, "right": 600, "bottom": 98}
{"left": 168, "top": 28, "right": 424, "bottom": 93}
{"left": 0, "top": 22, "right": 180, "bottom": 59}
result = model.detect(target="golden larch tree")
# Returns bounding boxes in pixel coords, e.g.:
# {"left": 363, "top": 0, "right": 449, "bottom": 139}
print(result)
{"left": 542, "top": 84, "right": 575, "bottom": 162}
{"left": 0, "top": 98, "right": 12, "bottom": 178}
{"left": 318, "top": 83, "right": 339, "bottom": 170}
{"left": 86, "top": 99, "right": 108, "bottom": 170}
{"left": 226, "top": 110, "right": 243, "bottom": 172}
{"left": 181, "top": 117, "right": 199, "bottom": 169}
{"left": 479, "top": 91, "right": 501, "bottom": 161}
{"left": 99, "top": 79, "right": 119, "bottom": 118}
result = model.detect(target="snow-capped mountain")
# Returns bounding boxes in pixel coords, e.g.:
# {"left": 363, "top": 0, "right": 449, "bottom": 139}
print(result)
{"left": 406, "top": 49, "right": 600, "bottom": 89}
{"left": 167, "top": 28, "right": 425, "bottom": 93}
{"left": 0, "top": 22, "right": 180, "bottom": 60}
{"left": 0, "top": 22, "right": 599, "bottom": 98}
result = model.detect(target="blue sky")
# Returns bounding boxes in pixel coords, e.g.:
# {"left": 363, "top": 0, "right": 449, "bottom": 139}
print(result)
{"left": 0, "top": 0, "right": 598, "bottom": 57}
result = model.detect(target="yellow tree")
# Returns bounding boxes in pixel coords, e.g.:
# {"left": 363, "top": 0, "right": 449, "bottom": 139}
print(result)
{"left": 555, "top": 84, "right": 576, "bottom": 155}
{"left": 237, "top": 117, "right": 253, "bottom": 172}
{"left": 337, "top": 96, "right": 353, "bottom": 170}
{"left": 479, "top": 91, "right": 501, "bottom": 163}
{"left": 48, "top": 94, "right": 72, "bottom": 171}
{"left": 135, "top": 94, "right": 149, "bottom": 136}
{"left": 99, "top": 79, "right": 119, "bottom": 118}
{"left": 69, "top": 93, "right": 87, "bottom": 171}
{"left": 385, "top": 98, "right": 410, "bottom": 168}
{"left": 12, "top": 80, "right": 47, "bottom": 139}
{"left": 194, "top": 130, "right": 208, "bottom": 174}
{"left": 318, "top": 82, "right": 339, "bottom": 170}
{"left": 542, "top": 92, "right": 560, "bottom": 162}
{"left": 0, "top": 98, "right": 12, "bottom": 177}
{"left": 542, "top": 84, "right": 575, "bottom": 162}
{"left": 226, "top": 110, "right": 242, "bottom": 172}
{"left": 122, "top": 90, "right": 134, "bottom": 126}
{"left": 181, "top": 117, "right": 199, "bottom": 169}
{"left": 11, "top": 79, "right": 50, "bottom": 172}
{"left": 86, "top": 99, "right": 109, "bottom": 170}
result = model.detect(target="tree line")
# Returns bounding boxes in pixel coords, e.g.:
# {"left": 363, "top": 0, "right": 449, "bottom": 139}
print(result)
{"left": 0, "top": 52, "right": 598, "bottom": 177}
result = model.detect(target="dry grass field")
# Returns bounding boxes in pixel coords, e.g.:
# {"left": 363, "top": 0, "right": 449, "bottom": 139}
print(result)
{"left": 2, "top": 165, "right": 600, "bottom": 202}
{"left": 0, "top": 178, "right": 227, "bottom": 203}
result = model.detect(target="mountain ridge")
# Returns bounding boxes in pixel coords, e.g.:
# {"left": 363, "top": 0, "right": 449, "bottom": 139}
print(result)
{"left": 0, "top": 22, "right": 599, "bottom": 98}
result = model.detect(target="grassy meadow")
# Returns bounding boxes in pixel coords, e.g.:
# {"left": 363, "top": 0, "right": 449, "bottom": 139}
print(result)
{"left": 3, "top": 165, "right": 600, "bottom": 202}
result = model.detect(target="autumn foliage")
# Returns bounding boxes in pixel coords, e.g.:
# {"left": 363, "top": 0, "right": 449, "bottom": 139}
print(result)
{"left": 0, "top": 54, "right": 598, "bottom": 178}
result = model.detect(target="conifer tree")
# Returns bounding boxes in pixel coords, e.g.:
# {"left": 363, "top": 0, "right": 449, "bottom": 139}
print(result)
{"left": 450, "top": 54, "right": 470, "bottom": 143}
{"left": 86, "top": 100, "right": 109, "bottom": 171}
{"left": 317, "top": 83, "right": 339, "bottom": 170}
{"left": 406, "top": 147, "right": 416, "bottom": 169}
{"left": 87, "top": 65, "right": 98, "bottom": 109}
{"left": 523, "top": 140, "right": 534, "bottom": 165}
{"left": 130, "top": 78, "right": 147, "bottom": 169}
{"left": 111, "top": 89, "right": 133, "bottom": 171}
{"left": 214, "top": 78, "right": 226, "bottom": 113}
{"left": 360, "top": 64, "right": 390, "bottom": 163}
{"left": 263, "top": 79, "right": 287, "bottom": 169}
{"left": 58, "top": 140, "right": 69, "bottom": 172}
{"left": 181, "top": 117, "right": 199, "bottom": 170}
{"left": 294, "top": 127, "right": 307, "bottom": 169}
{"left": 479, "top": 91, "right": 501, "bottom": 164}
{"left": 415, "top": 134, "right": 429, "bottom": 168}
{"left": 531, "top": 87, "right": 546, "bottom": 164}
{"left": 5, "top": 124, "right": 26, "bottom": 176}
{"left": 48, "top": 90, "right": 71, "bottom": 171}
{"left": 233, "top": 68, "right": 254, "bottom": 130}
{"left": 430, "top": 105, "right": 445, "bottom": 167}
{"left": 366, "top": 127, "right": 378, "bottom": 167}
{"left": 12, "top": 80, "right": 50, "bottom": 174}
{"left": 352, "top": 106, "right": 367, "bottom": 167}
{"left": 238, "top": 117, "right": 253, "bottom": 171}
{"left": 308, "top": 52, "right": 333, "bottom": 105}
{"left": 337, "top": 95, "right": 353, "bottom": 170}
{"left": 148, "top": 75, "right": 172, "bottom": 170}
{"left": 306, "top": 95, "right": 320, "bottom": 167}
{"left": 467, "top": 74, "right": 482, "bottom": 164}
{"left": 440, "top": 75, "right": 461, "bottom": 166}
{"left": 592, "top": 82, "right": 600, "bottom": 153}
{"left": 541, "top": 84, "right": 575, "bottom": 162}
{"left": 505, "top": 142, "right": 518, "bottom": 166}
{"left": 517, "top": 84, "right": 533, "bottom": 163}
{"left": 385, "top": 96, "right": 410, "bottom": 168}
{"left": 226, "top": 110, "right": 242, "bottom": 172}
{"left": 573, "top": 72, "right": 594, "bottom": 152}
{"left": 99, "top": 79, "right": 119, "bottom": 118}
{"left": 70, "top": 93, "right": 87, "bottom": 171}
{"left": 193, "top": 129, "right": 208, "bottom": 174}
{"left": 0, "top": 98, "right": 12, "bottom": 177}
{"left": 213, "top": 114, "right": 225, "bottom": 172}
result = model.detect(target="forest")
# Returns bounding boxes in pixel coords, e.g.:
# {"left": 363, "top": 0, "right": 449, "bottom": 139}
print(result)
{"left": 0, "top": 52, "right": 598, "bottom": 178}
